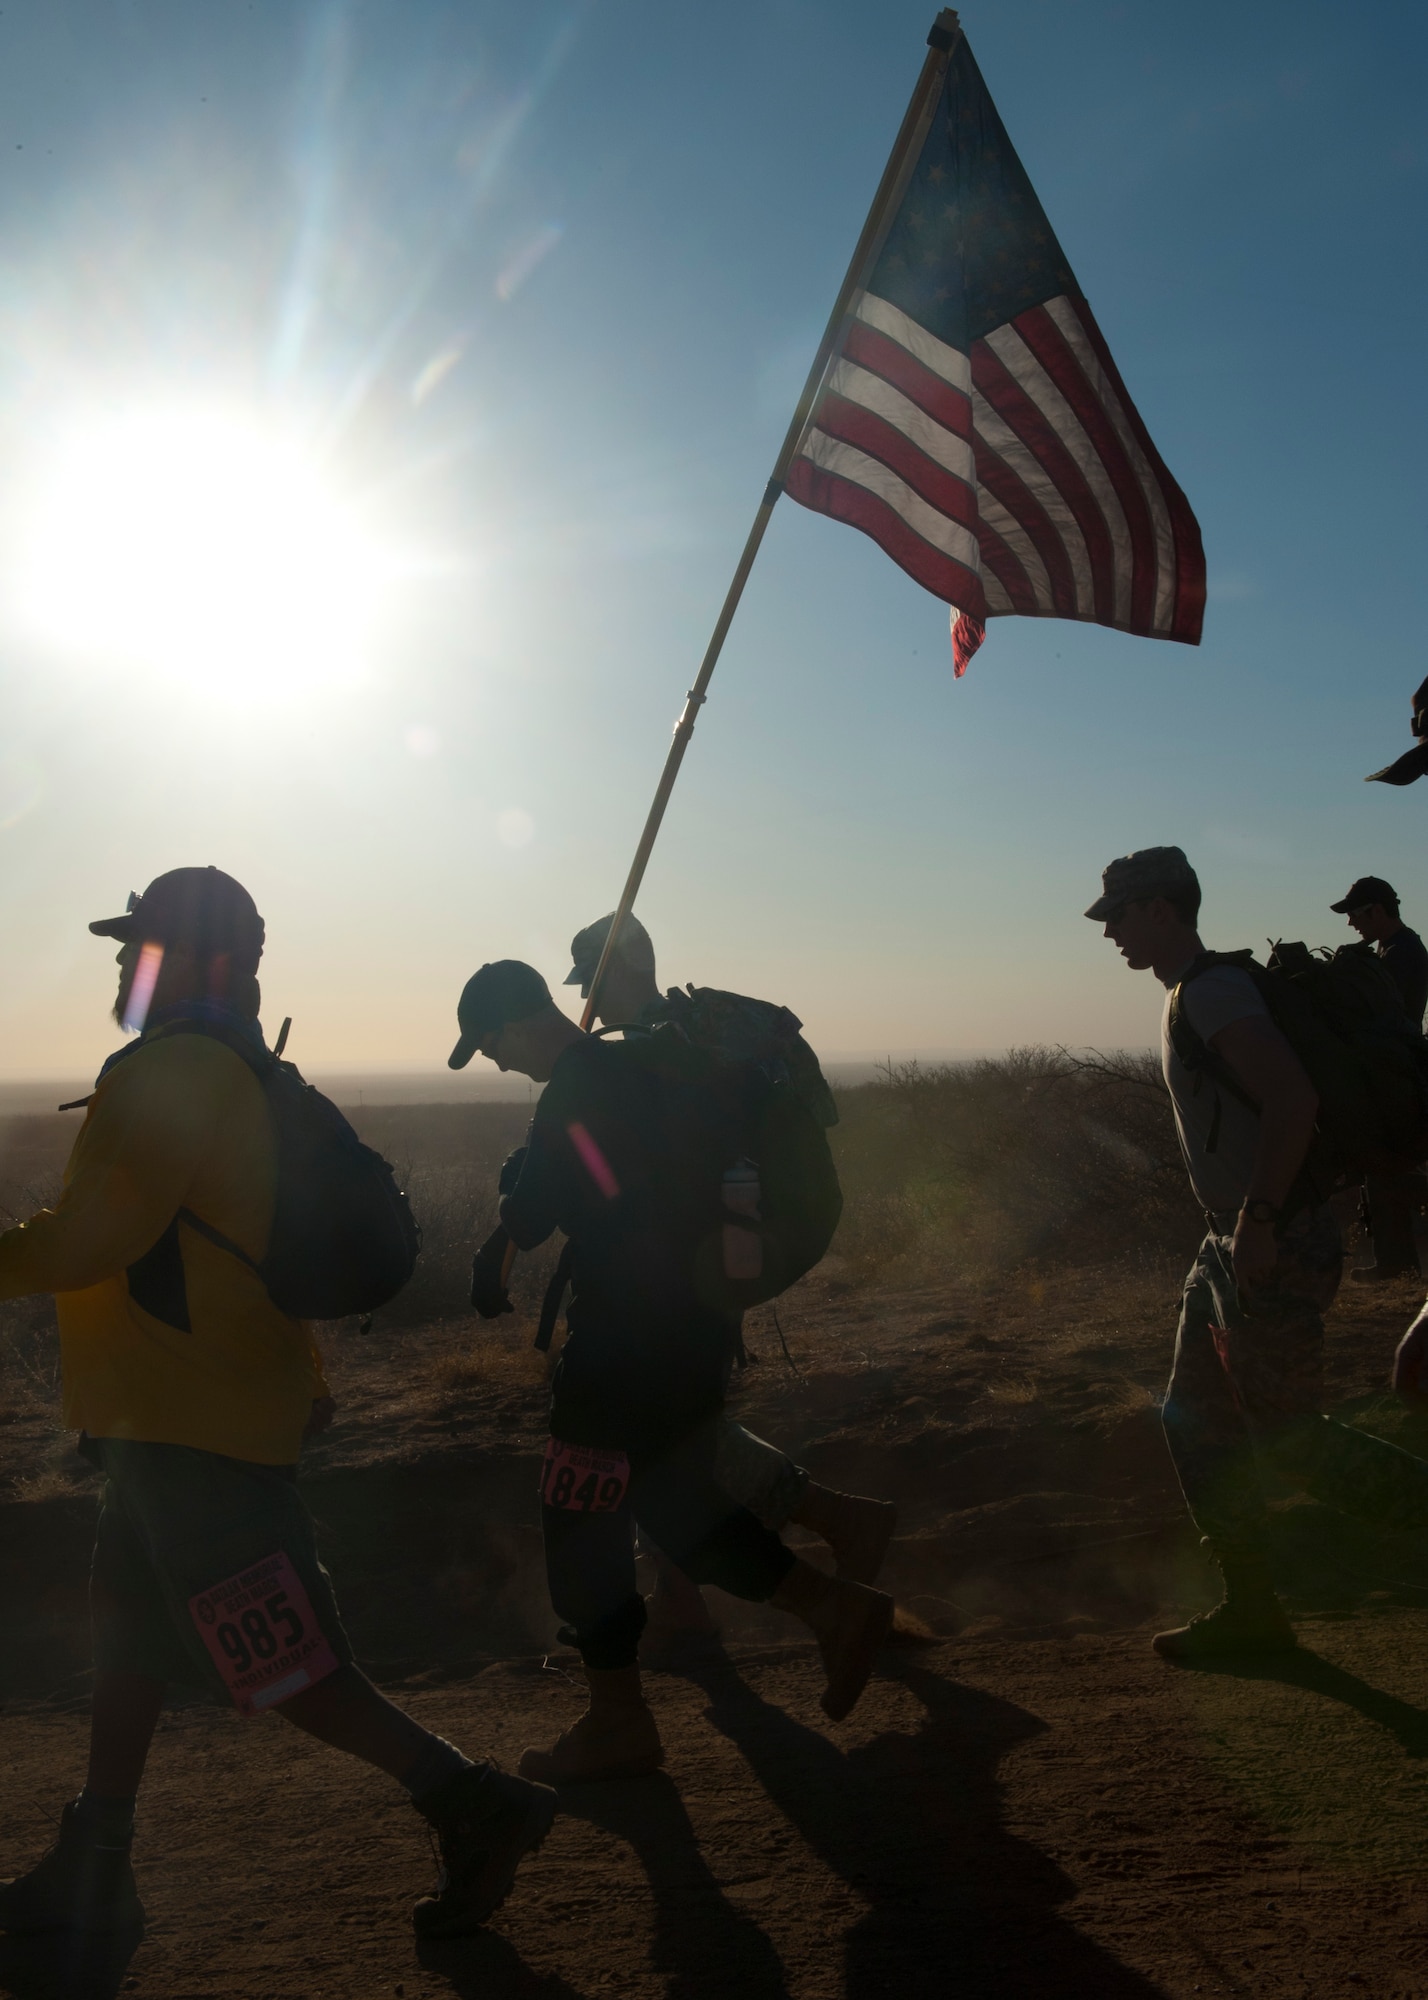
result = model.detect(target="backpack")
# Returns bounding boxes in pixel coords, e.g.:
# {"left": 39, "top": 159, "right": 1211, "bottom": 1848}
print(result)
{"left": 1167, "top": 941, "right": 1428, "bottom": 1192}
{"left": 637, "top": 985, "right": 840, "bottom": 1129}
{"left": 595, "top": 1023, "right": 844, "bottom": 1313}
{"left": 112, "top": 1020, "right": 421, "bottom": 1319}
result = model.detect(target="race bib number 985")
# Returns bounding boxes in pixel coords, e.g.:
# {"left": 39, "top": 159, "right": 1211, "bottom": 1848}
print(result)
{"left": 540, "top": 1438, "right": 630, "bottom": 1513}
{"left": 189, "top": 1550, "right": 339, "bottom": 1718}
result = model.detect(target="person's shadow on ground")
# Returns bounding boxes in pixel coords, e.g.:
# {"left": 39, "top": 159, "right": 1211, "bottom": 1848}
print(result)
{"left": 1178, "top": 1641, "right": 1428, "bottom": 1756}
{"left": 664, "top": 1650, "right": 1170, "bottom": 2000}
{"left": 0, "top": 1920, "right": 142, "bottom": 2000}
{"left": 558, "top": 1768, "right": 792, "bottom": 1999}
{"left": 417, "top": 1925, "right": 596, "bottom": 2000}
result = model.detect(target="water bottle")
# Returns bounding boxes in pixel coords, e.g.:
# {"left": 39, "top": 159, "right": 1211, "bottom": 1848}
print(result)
{"left": 722, "top": 1157, "right": 763, "bottom": 1283}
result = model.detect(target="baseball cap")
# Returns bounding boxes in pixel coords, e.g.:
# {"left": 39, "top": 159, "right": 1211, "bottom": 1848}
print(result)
{"left": 89, "top": 866, "right": 265, "bottom": 967}
{"left": 448, "top": 960, "right": 553, "bottom": 1070}
{"left": 1084, "top": 846, "right": 1200, "bottom": 921}
{"left": 1330, "top": 876, "right": 1398, "bottom": 913}
{"left": 1366, "top": 675, "right": 1428, "bottom": 785}
{"left": 564, "top": 911, "right": 655, "bottom": 994}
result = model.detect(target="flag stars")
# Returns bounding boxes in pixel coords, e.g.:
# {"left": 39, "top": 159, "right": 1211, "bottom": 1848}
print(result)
{"left": 927, "top": 164, "right": 946, "bottom": 183}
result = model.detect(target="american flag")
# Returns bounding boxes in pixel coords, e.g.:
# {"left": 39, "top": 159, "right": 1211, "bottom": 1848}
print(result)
{"left": 785, "top": 33, "right": 1205, "bottom": 675}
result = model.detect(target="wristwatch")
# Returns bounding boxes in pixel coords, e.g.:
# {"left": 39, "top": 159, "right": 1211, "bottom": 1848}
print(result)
{"left": 1241, "top": 1199, "right": 1281, "bottom": 1227}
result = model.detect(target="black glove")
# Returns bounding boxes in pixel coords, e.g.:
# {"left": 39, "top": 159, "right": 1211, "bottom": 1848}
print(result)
{"left": 470, "top": 1226, "right": 515, "bottom": 1318}
{"left": 497, "top": 1146, "right": 528, "bottom": 1198}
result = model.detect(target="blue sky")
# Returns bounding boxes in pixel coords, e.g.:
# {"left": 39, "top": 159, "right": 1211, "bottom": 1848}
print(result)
{"left": 0, "top": 0, "right": 1422, "bottom": 1080}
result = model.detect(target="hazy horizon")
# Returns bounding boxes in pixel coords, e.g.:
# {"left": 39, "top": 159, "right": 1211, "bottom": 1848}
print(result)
{"left": 0, "top": 1047, "right": 1102, "bottom": 1117}
{"left": 0, "top": 1, "right": 1421, "bottom": 1083}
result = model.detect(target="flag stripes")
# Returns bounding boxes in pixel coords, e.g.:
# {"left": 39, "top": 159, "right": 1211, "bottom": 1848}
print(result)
{"left": 787, "top": 288, "right": 1204, "bottom": 674}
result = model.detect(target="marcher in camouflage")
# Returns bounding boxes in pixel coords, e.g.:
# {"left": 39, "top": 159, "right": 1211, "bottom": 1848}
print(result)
{"left": 566, "top": 913, "right": 895, "bottom": 1644}
{"left": 1089, "top": 847, "right": 1428, "bottom": 1660}
{"left": 1166, "top": 1208, "right": 1428, "bottom": 1550}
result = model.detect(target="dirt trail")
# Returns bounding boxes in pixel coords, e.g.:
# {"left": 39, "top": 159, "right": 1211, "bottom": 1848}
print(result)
{"left": 7, "top": 1618, "right": 1428, "bottom": 1999}
{"left": 7, "top": 1258, "right": 1428, "bottom": 1995}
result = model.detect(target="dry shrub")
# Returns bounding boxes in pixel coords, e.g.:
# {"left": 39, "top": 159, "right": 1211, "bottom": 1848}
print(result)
{"left": 829, "top": 1047, "right": 1202, "bottom": 1284}
{"left": 0, "top": 1294, "right": 61, "bottom": 1416}
{"left": 427, "top": 1326, "right": 549, "bottom": 1402}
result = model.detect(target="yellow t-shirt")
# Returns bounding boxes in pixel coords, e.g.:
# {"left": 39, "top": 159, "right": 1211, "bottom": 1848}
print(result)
{"left": 0, "top": 1025, "right": 326, "bottom": 1464}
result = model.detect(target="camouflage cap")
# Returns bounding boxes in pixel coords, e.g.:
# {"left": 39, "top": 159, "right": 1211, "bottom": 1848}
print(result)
{"left": 1084, "top": 846, "right": 1199, "bottom": 921}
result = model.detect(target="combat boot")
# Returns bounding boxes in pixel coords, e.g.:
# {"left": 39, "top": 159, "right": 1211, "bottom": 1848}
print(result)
{"left": 791, "top": 1485, "right": 899, "bottom": 1586}
{"left": 0, "top": 1799, "right": 144, "bottom": 1934}
{"left": 1153, "top": 1544, "right": 1298, "bottom": 1661}
{"left": 412, "top": 1763, "right": 557, "bottom": 1938}
{"left": 517, "top": 1664, "right": 664, "bottom": 1783}
{"left": 771, "top": 1556, "right": 893, "bottom": 1720}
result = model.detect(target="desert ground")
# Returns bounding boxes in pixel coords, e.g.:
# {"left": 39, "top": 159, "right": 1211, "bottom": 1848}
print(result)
{"left": 6, "top": 1075, "right": 1428, "bottom": 1998}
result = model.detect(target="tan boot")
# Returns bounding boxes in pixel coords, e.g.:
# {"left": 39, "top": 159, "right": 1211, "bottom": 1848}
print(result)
{"left": 771, "top": 1556, "right": 893, "bottom": 1721}
{"left": 1153, "top": 1544, "right": 1298, "bottom": 1662}
{"left": 517, "top": 1665, "right": 664, "bottom": 1784}
{"left": 791, "top": 1484, "right": 898, "bottom": 1585}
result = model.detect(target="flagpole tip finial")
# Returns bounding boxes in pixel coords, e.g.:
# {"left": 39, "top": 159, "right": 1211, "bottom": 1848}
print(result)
{"left": 928, "top": 9, "right": 961, "bottom": 49}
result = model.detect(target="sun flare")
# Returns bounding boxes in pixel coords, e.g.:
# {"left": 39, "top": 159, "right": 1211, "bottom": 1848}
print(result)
{"left": 19, "top": 409, "right": 392, "bottom": 698}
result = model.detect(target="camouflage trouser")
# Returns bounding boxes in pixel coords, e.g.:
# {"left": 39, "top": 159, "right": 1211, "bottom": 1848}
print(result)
{"left": 714, "top": 1420, "right": 810, "bottom": 1530}
{"left": 1362, "top": 1170, "right": 1425, "bottom": 1275}
{"left": 1163, "top": 1206, "right": 1428, "bottom": 1555}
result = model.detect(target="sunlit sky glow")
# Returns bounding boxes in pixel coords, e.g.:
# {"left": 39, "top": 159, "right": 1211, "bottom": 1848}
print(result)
{"left": 0, "top": 0, "right": 1422, "bottom": 1085}
{"left": 19, "top": 408, "right": 397, "bottom": 698}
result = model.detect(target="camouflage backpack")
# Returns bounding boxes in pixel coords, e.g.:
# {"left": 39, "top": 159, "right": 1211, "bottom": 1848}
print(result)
{"left": 530, "top": 984, "right": 843, "bottom": 1347}
{"left": 636, "top": 985, "right": 839, "bottom": 1129}
{"left": 1168, "top": 941, "right": 1428, "bottom": 1191}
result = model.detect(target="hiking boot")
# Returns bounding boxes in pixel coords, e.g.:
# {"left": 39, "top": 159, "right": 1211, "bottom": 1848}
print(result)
{"left": 412, "top": 1763, "right": 557, "bottom": 1938}
{"left": 792, "top": 1486, "right": 899, "bottom": 1586}
{"left": 1154, "top": 1543, "right": 1298, "bottom": 1661}
{"left": 517, "top": 1665, "right": 664, "bottom": 1784}
{"left": 0, "top": 1801, "right": 144, "bottom": 1934}
{"left": 1153, "top": 1595, "right": 1299, "bottom": 1660}
{"left": 771, "top": 1557, "right": 894, "bottom": 1721}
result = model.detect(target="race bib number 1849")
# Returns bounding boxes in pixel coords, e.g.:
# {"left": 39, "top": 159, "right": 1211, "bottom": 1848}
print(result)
{"left": 540, "top": 1439, "right": 630, "bottom": 1513}
{"left": 189, "top": 1551, "right": 339, "bottom": 1718}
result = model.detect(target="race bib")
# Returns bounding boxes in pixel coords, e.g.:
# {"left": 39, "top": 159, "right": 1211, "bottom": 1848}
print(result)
{"left": 189, "top": 1550, "right": 340, "bottom": 1717}
{"left": 540, "top": 1438, "right": 630, "bottom": 1513}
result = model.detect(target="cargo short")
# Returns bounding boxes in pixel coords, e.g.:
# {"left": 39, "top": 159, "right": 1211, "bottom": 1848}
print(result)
{"left": 86, "top": 1436, "right": 353, "bottom": 1714}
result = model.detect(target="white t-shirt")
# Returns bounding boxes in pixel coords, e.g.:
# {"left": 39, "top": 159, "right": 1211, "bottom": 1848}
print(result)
{"left": 1160, "top": 962, "right": 1269, "bottom": 1213}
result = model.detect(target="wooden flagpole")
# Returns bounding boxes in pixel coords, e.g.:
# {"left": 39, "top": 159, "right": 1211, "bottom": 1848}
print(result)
{"left": 578, "top": 8, "right": 963, "bottom": 1032}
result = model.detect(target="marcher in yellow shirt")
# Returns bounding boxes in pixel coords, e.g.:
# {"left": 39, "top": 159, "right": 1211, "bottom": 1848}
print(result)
{"left": 0, "top": 1014, "right": 325, "bottom": 1463}
{"left": 0, "top": 867, "right": 555, "bottom": 1944}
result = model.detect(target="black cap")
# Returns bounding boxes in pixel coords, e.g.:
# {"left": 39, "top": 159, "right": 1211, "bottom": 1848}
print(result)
{"left": 448, "top": 960, "right": 553, "bottom": 1069}
{"left": 1367, "top": 744, "right": 1428, "bottom": 787}
{"left": 1366, "top": 677, "right": 1428, "bottom": 784}
{"left": 89, "top": 867, "right": 264, "bottom": 968}
{"left": 1330, "top": 876, "right": 1399, "bottom": 914}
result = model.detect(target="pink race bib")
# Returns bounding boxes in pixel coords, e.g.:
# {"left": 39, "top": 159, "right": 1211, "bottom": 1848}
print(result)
{"left": 189, "top": 1551, "right": 339, "bottom": 1717}
{"left": 540, "top": 1439, "right": 630, "bottom": 1513}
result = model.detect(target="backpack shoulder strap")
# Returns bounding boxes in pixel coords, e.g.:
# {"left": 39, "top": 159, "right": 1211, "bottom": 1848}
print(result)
{"left": 139, "top": 1021, "right": 274, "bottom": 1284}
{"left": 145, "top": 1016, "right": 273, "bottom": 1082}
{"left": 174, "top": 1203, "right": 261, "bottom": 1276}
{"left": 1167, "top": 951, "right": 1262, "bottom": 1111}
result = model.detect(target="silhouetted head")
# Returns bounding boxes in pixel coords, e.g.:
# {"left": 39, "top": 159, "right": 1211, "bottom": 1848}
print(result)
{"left": 91, "top": 866, "right": 264, "bottom": 1029}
